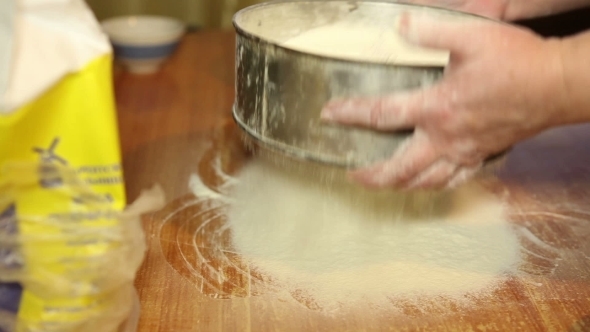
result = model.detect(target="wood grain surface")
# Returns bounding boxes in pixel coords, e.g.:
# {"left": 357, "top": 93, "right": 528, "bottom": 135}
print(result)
{"left": 115, "top": 31, "right": 590, "bottom": 332}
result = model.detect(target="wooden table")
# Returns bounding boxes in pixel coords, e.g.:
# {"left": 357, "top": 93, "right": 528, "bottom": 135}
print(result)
{"left": 115, "top": 31, "right": 590, "bottom": 331}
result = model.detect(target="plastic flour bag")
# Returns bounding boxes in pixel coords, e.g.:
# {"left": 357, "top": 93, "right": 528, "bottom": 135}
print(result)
{"left": 0, "top": 1, "right": 164, "bottom": 331}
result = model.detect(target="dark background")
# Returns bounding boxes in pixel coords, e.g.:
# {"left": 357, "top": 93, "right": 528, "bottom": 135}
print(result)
{"left": 517, "top": 7, "right": 590, "bottom": 36}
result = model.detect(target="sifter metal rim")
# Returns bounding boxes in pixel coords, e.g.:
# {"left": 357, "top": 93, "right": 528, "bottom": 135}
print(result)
{"left": 232, "top": 105, "right": 362, "bottom": 168}
{"left": 232, "top": 104, "right": 509, "bottom": 169}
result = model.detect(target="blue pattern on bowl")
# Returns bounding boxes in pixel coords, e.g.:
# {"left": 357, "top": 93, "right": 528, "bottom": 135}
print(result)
{"left": 112, "top": 41, "right": 180, "bottom": 59}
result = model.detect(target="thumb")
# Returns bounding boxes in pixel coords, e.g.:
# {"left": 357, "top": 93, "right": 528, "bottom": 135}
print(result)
{"left": 398, "top": 10, "right": 488, "bottom": 56}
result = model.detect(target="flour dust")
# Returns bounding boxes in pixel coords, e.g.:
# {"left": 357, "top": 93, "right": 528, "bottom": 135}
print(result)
{"left": 190, "top": 156, "right": 522, "bottom": 312}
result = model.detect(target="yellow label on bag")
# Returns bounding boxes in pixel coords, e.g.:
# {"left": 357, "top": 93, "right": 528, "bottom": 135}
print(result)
{"left": 0, "top": 54, "right": 127, "bottom": 331}
{"left": 0, "top": 54, "right": 125, "bottom": 209}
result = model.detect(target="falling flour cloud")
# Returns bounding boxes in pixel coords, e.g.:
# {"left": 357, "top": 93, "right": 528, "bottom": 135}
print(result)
{"left": 190, "top": 157, "right": 522, "bottom": 312}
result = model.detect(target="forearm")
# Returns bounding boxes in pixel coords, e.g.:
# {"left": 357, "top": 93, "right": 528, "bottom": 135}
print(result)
{"left": 504, "top": 0, "right": 590, "bottom": 20}
{"left": 554, "top": 29, "right": 590, "bottom": 125}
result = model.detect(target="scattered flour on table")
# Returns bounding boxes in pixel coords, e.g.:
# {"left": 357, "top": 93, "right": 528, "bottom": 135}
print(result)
{"left": 212, "top": 158, "right": 521, "bottom": 311}
{"left": 281, "top": 22, "right": 449, "bottom": 66}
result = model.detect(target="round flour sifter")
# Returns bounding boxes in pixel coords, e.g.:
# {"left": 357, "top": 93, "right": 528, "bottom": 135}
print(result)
{"left": 231, "top": 0, "right": 507, "bottom": 169}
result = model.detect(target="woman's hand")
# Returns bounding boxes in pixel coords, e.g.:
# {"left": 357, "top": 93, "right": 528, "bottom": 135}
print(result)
{"left": 321, "top": 13, "right": 568, "bottom": 190}
{"left": 401, "top": 0, "right": 590, "bottom": 21}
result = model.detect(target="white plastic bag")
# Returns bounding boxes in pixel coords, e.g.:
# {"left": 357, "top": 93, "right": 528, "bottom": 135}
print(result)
{"left": 0, "top": 1, "right": 163, "bottom": 331}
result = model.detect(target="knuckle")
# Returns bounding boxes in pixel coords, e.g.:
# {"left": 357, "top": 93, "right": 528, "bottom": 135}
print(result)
{"left": 432, "top": 104, "right": 458, "bottom": 130}
{"left": 431, "top": 179, "right": 449, "bottom": 190}
{"left": 395, "top": 158, "right": 422, "bottom": 184}
{"left": 446, "top": 141, "right": 482, "bottom": 165}
{"left": 395, "top": 165, "right": 414, "bottom": 183}
{"left": 437, "top": 106, "right": 454, "bottom": 123}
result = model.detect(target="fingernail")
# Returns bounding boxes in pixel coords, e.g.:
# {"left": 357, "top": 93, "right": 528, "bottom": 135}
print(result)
{"left": 320, "top": 108, "right": 334, "bottom": 121}
{"left": 404, "top": 173, "right": 429, "bottom": 190}
{"left": 321, "top": 100, "right": 355, "bottom": 120}
{"left": 348, "top": 169, "right": 379, "bottom": 189}
{"left": 320, "top": 100, "right": 340, "bottom": 120}
{"left": 398, "top": 12, "right": 434, "bottom": 45}
{"left": 348, "top": 169, "right": 366, "bottom": 183}
{"left": 355, "top": 169, "right": 396, "bottom": 190}
{"left": 397, "top": 12, "right": 411, "bottom": 37}
{"left": 320, "top": 101, "right": 344, "bottom": 120}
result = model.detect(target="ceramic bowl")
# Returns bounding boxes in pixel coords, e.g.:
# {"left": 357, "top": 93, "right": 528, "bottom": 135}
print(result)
{"left": 101, "top": 15, "right": 185, "bottom": 74}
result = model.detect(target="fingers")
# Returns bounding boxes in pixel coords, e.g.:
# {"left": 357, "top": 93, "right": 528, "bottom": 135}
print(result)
{"left": 445, "top": 164, "right": 481, "bottom": 189}
{"left": 405, "top": 161, "right": 481, "bottom": 190}
{"left": 321, "top": 84, "right": 449, "bottom": 130}
{"left": 398, "top": 10, "right": 488, "bottom": 57}
{"left": 348, "top": 130, "right": 482, "bottom": 190}
{"left": 405, "top": 159, "right": 458, "bottom": 190}
{"left": 352, "top": 157, "right": 480, "bottom": 191}
{"left": 349, "top": 131, "right": 438, "bottom": 189}
{"left": 321, "top": 94, "right": 416, "bottom": 130}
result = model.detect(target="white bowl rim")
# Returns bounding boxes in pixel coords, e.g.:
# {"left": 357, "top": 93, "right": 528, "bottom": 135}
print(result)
{"left": 101, "top": 15, "right": 186, "bottom": 46}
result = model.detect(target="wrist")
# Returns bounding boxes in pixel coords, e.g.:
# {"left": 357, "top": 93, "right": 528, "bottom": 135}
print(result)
{"left": 545, "top": 38, "right": 574, "bottom": 127}
{"left": 502, "top": 2, "right": 548, "bottom": 21}
{"left": 503, "top": 0, "right": 590, "bottom": 21}
{"left": 551, "top": 31, "right": 590, "bottom": 126}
